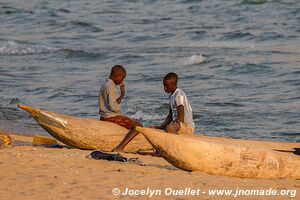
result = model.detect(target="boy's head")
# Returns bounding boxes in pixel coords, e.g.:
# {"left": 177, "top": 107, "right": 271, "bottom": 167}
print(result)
{"left": 109, "top": 65, "right": 126, "bottom": 85}
{"left": 163, "top": 72, "right": 178, "bottom": 93}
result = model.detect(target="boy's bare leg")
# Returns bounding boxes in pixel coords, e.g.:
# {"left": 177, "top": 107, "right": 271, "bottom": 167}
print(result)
{"left": 112, "top": 129, "right": 140, "bottom": 152}
{"left": 112, "top": 121, "right": 142, "bottom": 152}
{"left": 144, "top": 123, "right": 180, "bottom": 157}
{"left": 165, "top": 122, "right": 181, "bottom": 134}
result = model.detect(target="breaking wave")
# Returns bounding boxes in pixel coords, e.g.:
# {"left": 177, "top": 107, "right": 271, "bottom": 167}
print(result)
{"left": 0, "top": 41, "right": 58, "bottom": 55}
{"left": 180, "top": 54, "right": 206, "bottom": 65}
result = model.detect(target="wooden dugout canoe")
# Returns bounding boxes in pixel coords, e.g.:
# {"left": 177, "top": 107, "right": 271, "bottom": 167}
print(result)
{"left": 18, "top": 105, "right": 152, "bottom": 152}
{"left": 136, "top": 127, "right": 300, "bottom": 179}
{"left": 19, "top": 105, "right": 300, "bottom": 152}
{"left": 194, "top": 135, "right": 300, "bottom": 152}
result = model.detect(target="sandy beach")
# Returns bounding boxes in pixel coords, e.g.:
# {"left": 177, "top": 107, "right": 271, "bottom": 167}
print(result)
{"left": 0, "top": 134, "right": 299, "bottom": 200}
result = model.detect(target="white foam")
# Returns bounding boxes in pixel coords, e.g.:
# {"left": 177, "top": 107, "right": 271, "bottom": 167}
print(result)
{"left": 128, "top": 110, "right": 164, "bottom": 121}
{"left": 180, "top": 54, "right": 206, "bottom": 65}
{"left": 0, "top": 41, "right": 57, "bottom": 55}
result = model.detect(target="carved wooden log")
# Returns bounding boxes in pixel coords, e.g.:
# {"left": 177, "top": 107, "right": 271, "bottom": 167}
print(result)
{"left": 19, "top": 105, "right": 152, "bottom": 152}
{"left": 136, "top": 127, "right": 300, "bottom": 179}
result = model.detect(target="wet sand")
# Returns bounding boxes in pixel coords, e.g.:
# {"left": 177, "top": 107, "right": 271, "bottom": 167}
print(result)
{"left": 0, "top": 134, "right": 299, "bottom": 200}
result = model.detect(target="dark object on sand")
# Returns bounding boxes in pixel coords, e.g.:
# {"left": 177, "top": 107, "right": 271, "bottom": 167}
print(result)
{"left": 137, "top": 150, "right": 161, "bottom": 157}
{"left": 294, "top": 148, "right": 300, "bottom": 156}
{"left": 86, "top": 151, "right": 139, "bottom": 163}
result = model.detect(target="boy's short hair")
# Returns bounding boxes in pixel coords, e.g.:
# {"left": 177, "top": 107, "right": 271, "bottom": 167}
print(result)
{"left": 111, "top": 65, "right": 126, "bottom": 76}
{"left": 164, "top": 72, "right": 178, "bottom": 83}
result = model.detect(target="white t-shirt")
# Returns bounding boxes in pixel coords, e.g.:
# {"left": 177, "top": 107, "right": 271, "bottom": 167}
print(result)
{"left": 169, "top": 88, "right": 195, "bottom": 128}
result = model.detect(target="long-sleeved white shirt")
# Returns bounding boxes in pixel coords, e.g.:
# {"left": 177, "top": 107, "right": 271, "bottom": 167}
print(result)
{"left": 98, "top": 78, "right": 121, "bottom": 118}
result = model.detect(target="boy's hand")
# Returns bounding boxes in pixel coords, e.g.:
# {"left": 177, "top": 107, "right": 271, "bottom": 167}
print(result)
{"left": 120, "top": 83, "right": 125, "bottom": 95}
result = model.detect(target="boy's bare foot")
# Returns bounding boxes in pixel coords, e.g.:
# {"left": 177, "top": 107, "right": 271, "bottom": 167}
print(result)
{"left": 112, "top": 148, "right": 124, "bottom": 153}
{"left": 137, "top": 151, "right": 161, "bottom": 157}
{"left": 151, "top": 151, "right": 161, "bottom": 157}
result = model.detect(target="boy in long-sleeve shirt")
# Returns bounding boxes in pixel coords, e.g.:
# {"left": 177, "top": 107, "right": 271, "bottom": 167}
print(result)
{"left": 99, "top": 65, "right": 142, "bottom": 152}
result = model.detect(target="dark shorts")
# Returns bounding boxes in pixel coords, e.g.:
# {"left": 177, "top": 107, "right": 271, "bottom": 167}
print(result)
{"left": 101, "top": 115, "right": 135, "bottom": 130}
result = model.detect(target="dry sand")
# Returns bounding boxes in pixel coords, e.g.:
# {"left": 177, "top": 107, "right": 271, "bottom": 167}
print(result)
{"left": 0, "top": 134, "right": 299, "bottom": 200}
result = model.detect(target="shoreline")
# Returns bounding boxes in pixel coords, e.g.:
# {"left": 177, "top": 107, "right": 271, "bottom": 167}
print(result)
{"left": 0, "top": 133, "right": 299, "bottom": 200}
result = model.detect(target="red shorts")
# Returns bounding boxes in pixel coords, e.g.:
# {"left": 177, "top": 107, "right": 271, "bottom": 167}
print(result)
{"left": 101, "top": 115, "right": 135, "bottom": 130}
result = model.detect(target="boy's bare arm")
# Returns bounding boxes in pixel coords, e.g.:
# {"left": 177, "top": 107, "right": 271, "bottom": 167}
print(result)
{"left": 176, "top": 105, "right": 184, "bottom": 123}
{"left": 158, "top": 108, "right": 172, "bottom": 129}
{"left": 117, "top": 83, "right": 125, "bottom": 104}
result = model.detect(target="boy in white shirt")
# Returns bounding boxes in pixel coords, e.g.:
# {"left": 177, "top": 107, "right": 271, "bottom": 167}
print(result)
{"left": 154, "top": 72, "right": 195, "bottom": 135}
{"left": 112, "top": 72, "right": 195, "bottom": 153}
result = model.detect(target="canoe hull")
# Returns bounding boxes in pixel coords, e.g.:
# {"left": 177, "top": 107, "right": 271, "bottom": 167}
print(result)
{"left": 19, "top": 105, "right": 152, "bottom": 152}
{"left": 19, "top": 104, "right": 300, "bottom": 156}
{"left": 196, "top": 135, "right": 300, "bottom": 152}
{"left": 136, "top": 127, "right": 300, "bottom": 179}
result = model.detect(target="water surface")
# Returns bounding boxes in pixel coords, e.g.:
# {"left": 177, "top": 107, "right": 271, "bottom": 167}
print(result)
{"left": 0, "top": 0, "right": 299, "bottom": 142}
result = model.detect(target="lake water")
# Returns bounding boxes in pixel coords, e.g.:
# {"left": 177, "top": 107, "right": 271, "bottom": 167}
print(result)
{"left": 1, "top": 0, "right": 299, "bottom": 142}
